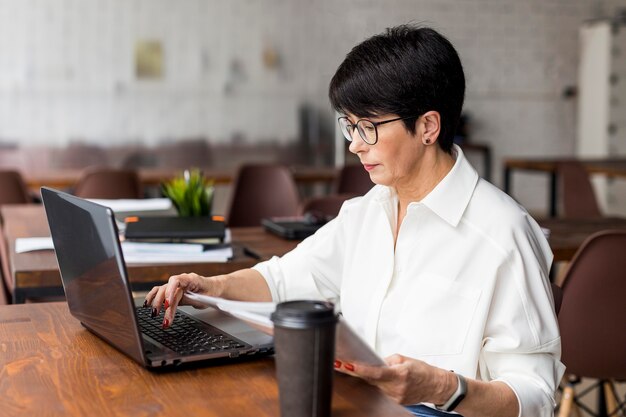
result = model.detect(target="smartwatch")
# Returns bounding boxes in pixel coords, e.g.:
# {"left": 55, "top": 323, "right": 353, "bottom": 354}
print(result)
{"left": 436, "top": 372, "right": 467, "bottom": 412}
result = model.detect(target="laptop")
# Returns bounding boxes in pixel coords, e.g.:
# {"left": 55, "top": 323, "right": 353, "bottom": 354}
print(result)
{"left": 261, "top": 213, "right": 328, "bottom": 240}
{"left": 41, "top": 187, "right": 273, "bottom": 368}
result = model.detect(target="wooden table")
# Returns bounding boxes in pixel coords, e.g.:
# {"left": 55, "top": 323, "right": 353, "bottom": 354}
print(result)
{"left": 0, "top": 302, "right": 410, "bottom": 417}
{"left": 503, "top": 157, "right": 626, "bottom": 217}
{"left": 23, "top": 166, "right": 338, "bottom": 190}
{"left": 538, "top": 217, "right": 626, "bottom": 262}
{"left": 5, "top": 206, "right": 624, "bottom": 302}
{"left": 1, "top": 205, "right": 299, "bottom": 303}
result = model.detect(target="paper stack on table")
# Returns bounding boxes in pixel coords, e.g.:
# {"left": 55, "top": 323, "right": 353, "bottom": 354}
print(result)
{"left": 15, "top": 237, "right": 233, "bottom": 263}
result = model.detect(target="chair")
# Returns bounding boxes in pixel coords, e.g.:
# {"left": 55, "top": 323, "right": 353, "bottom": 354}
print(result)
{"left": 557, "top": 230, "right": 626, "bottom": 417}
{"left": 0, "top": 227, "right": 12, "bottom": 304}
{"left": 0, "top": 170, "right": 31, "bottom": 205}
{"left": 0, "top": 282, "right": 7, "bottom": 305}
{"left": 335, "top": 165, "right": 374, "bottom": 196}
{"left": 558, "top": 161, "right": 602, "bottom": 219}
{"left": 73, "top": 168, "right": 142, "bottom": 199}
{"left": 54, "top": 143, "right": 109, "bottom": 169}
{"left": 155, "top": 138, "right": 213, "bottom": 169}
{"left": 299, "top": 193, "right": 356, "bottom": 218}
{"left": 226, "top": 164, "right": 300, "bottom": 227}
{"left": 551, "top": 282, "right": 563, "bottom": 316}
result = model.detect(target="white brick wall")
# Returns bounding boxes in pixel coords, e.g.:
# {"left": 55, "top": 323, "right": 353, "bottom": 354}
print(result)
{"left": 1, "top": 0, "right": 626, "bottom": 213}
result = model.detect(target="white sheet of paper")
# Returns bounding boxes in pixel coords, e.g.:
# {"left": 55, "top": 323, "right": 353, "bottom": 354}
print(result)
{"left": 87, "top": 198, "right": 173, "bottom": 213}
{"left": 15, "top": 237, "right": 54, "bottom": 253}
{"left": 184, "top": 292, "right": 386, "bottom": 366}
{"left": 123, "top": 246, "right": 233, "bottom": 264}
{"left": 15, "top": 237, "right": 233, "bottom": 264}
{"left": 121, "top": 241, "right": 205, "bottom": 254}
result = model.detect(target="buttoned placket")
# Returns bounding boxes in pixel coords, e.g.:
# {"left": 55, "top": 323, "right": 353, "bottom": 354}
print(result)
{"left": 375, "top": 202, "right": 426, "bottom": 351}
{"left": 359, "top": 195, "right": 395, "bottom": 348}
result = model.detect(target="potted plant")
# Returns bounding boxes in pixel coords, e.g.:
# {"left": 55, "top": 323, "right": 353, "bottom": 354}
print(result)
{"left": 162, "top": 169, "right": 214, "bottom": 217}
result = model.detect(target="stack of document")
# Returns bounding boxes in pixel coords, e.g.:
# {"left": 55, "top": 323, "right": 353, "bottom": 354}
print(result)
{"left": 121, "top": 241, "right": 232, "bottom": 264}
{"left": 15, "top": 237, "right": 232, "bottom": 263}
{"left": 87, "top": 198, "right": 178, "bottom": 223}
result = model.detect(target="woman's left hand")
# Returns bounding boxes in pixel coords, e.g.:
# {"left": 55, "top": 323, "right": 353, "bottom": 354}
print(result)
{"left": 335, "top": 354, "right": 448, "bottom": 405}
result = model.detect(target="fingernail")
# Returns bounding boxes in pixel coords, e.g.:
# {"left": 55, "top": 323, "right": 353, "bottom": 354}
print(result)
{"left": 151, "top": 308, "right": 157, "bottom": 318}
{"left": 162, "top": 318, "right": 170, "bottom": 329}
{"left": 142, "top": 299, "right": 148, "bottom": 308}
{"left": 334, "top": 360, "right": 342, "bottom": 369}
{"left": 164, "top": 299, "right": 170, "bottom": 310}
{"left": 344, "top": 363, "right": 355, "bottom": 372}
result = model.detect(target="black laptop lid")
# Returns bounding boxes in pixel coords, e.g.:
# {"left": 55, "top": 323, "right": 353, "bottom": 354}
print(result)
{"left": 41, "top": 187, "right": 146, "bottom": 365}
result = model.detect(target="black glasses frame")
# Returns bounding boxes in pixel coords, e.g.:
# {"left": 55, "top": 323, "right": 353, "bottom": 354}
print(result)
{"left": 338, "top": 115, "right": 420, "bottom": 145}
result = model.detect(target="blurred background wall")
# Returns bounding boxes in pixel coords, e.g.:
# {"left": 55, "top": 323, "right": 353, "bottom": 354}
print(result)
{"left": 0, "top": 0, "right": 625, "bottom": 214}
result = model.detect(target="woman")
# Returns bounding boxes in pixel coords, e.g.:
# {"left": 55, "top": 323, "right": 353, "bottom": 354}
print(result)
{"left": 146, "top": 25, "right": 564, "bottom": 417}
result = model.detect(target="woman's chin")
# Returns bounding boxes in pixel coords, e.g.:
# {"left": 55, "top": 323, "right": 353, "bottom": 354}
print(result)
{"left": 367, "top": 172, "right": 388, "bottom": 186}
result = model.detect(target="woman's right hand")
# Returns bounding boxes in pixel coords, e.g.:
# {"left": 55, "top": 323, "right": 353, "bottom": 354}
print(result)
{"left": 144, "top": 272, "right": 224, "bottom": 328}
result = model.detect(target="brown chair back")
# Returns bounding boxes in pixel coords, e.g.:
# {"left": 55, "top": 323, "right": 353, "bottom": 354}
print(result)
{"left": 73, "top": 168, "right": 142, "bottom": 199}
{"left": 558, "top": 230, "right": 626, "bottom": 379}
{"left": 227, "top": 164, "right": 300, "bottom": 227}
{"left": 55, "top": 143, "right": 109, "bottom": 169}
{"left": 550, "top": 282, "right": 562, "bottom": 316}
{"left": 155, "top": 138, "right": 213, "bottom": 168}
{"left": 335, "top": 165, "right": 374, "bottom": 196}
{"left": 0, "top": 228, "right": 12, "bottom": 304}
{"left": 558, "top": 161, "right": 601, "bottom": 219}
{"left": 0, "top": 170, "right": 31, "bottom": 205}
{"left": 300, "top": 193, "right": 356, "bottom": 218}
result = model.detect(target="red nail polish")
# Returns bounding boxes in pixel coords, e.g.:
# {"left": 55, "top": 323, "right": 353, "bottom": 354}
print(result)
{"left": 344, "top": 363, "right": 355, "bottom": 372}
{"left": 164, "top": 299, "right": 170, "bottom": 310}
{"left": 162, "top": 318, "right": 169, "bottom": 329}
{"left": 334, "top": 360, "right": 342, "bottom": 369}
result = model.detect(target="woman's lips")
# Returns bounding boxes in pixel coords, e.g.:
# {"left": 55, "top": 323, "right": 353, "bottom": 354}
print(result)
{"left": 363, "top": 164, "right": 378, "bottom": 172}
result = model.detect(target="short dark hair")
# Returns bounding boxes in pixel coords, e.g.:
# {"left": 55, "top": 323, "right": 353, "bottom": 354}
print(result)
{"left": 329, "top": 25, "right": 465, "bottom": 153}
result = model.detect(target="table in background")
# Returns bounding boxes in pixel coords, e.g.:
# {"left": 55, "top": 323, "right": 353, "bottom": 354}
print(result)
{"left": 503, "top": 157, "right": 626, "bottom": 217}
{"left": 23, "top": 166, "right": 338, "bottom": 190}
{"left": 0, "top": 205, "right": 299, "bottom": 303}
{"left": 538, "top": 217, "right": 626, "bottom": 262}
{"left": 0, "top": 302, "right": 410, "bottom": 417}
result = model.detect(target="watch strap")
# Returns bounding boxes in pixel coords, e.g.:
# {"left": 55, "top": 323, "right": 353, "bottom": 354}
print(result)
{"left": 436, "top": 372, "right": 467, "bottom": 412}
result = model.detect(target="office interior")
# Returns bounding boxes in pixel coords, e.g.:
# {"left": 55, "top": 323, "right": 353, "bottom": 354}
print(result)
{"left": 1, "top": 1, "right": 625, "bottom": 416}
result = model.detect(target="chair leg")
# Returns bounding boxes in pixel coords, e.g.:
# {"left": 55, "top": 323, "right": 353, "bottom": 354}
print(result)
{"left": 573, "top": 403, "right": 583, "bottom": 417}
{"left": 559, "top": 385, "right": 576, "bottom": 417}
{"left": 604, "top": 380, "right": 623, "bottom": 417}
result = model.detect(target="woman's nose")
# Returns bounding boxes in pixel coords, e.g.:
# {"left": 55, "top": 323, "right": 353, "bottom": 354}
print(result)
{"left": 348, "top": 131, "right": 366, "bottom": 154}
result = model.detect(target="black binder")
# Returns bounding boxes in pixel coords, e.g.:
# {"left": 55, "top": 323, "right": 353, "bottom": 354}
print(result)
{"left": 124, "top": 216, "right": 226, "bottom": 241}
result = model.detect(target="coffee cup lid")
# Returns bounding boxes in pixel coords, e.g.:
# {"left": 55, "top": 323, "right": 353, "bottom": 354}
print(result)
{"left": 271, "top": 300, "right": 337, "bottom": 329}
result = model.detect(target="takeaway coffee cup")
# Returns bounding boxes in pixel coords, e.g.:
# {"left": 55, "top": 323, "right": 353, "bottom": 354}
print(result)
{"left": 271, "top": 300, "right": 338, "bottom": 417}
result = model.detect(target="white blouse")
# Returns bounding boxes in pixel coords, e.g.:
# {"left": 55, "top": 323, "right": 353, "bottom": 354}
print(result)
{"left": 253, "top": 145, "right": 565, "bottom": 417}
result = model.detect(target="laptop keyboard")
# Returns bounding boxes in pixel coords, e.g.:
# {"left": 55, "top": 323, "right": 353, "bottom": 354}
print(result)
{"left": 136, "top": 307, "right": 248, "bottom": 355}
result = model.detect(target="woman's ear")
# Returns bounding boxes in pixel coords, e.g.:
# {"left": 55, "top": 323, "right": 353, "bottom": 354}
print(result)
{"left": 421, "top": 111, "right": 441, "bottom": 146}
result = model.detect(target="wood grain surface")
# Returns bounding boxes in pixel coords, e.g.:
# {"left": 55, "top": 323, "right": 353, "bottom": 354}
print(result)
{"left": 0, "top": 302, "right": 410, "bottom": 417}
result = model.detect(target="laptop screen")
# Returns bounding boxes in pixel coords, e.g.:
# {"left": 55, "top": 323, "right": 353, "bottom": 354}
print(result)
{"left": 41, "top": 187, "right": 146, "bottom": 364}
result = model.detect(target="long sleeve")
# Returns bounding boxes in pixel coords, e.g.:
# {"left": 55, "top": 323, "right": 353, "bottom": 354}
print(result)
{"left": 480, "top": 214, "right": 566, "bottom": 417}
{"left": 252, "top": 199, "right": 354, "bottom": 303}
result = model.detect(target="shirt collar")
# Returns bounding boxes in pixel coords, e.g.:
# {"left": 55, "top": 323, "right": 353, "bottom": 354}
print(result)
{"left": 420, "top": 144, "right": 479, "bottom": 226}
{"left": 372, "top": 144, "right": 479, "bottom": 227}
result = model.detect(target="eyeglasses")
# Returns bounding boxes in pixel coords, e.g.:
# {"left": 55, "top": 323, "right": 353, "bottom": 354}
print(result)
{"left": 337, "top": 115, "right": 420, "bottom": 145}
